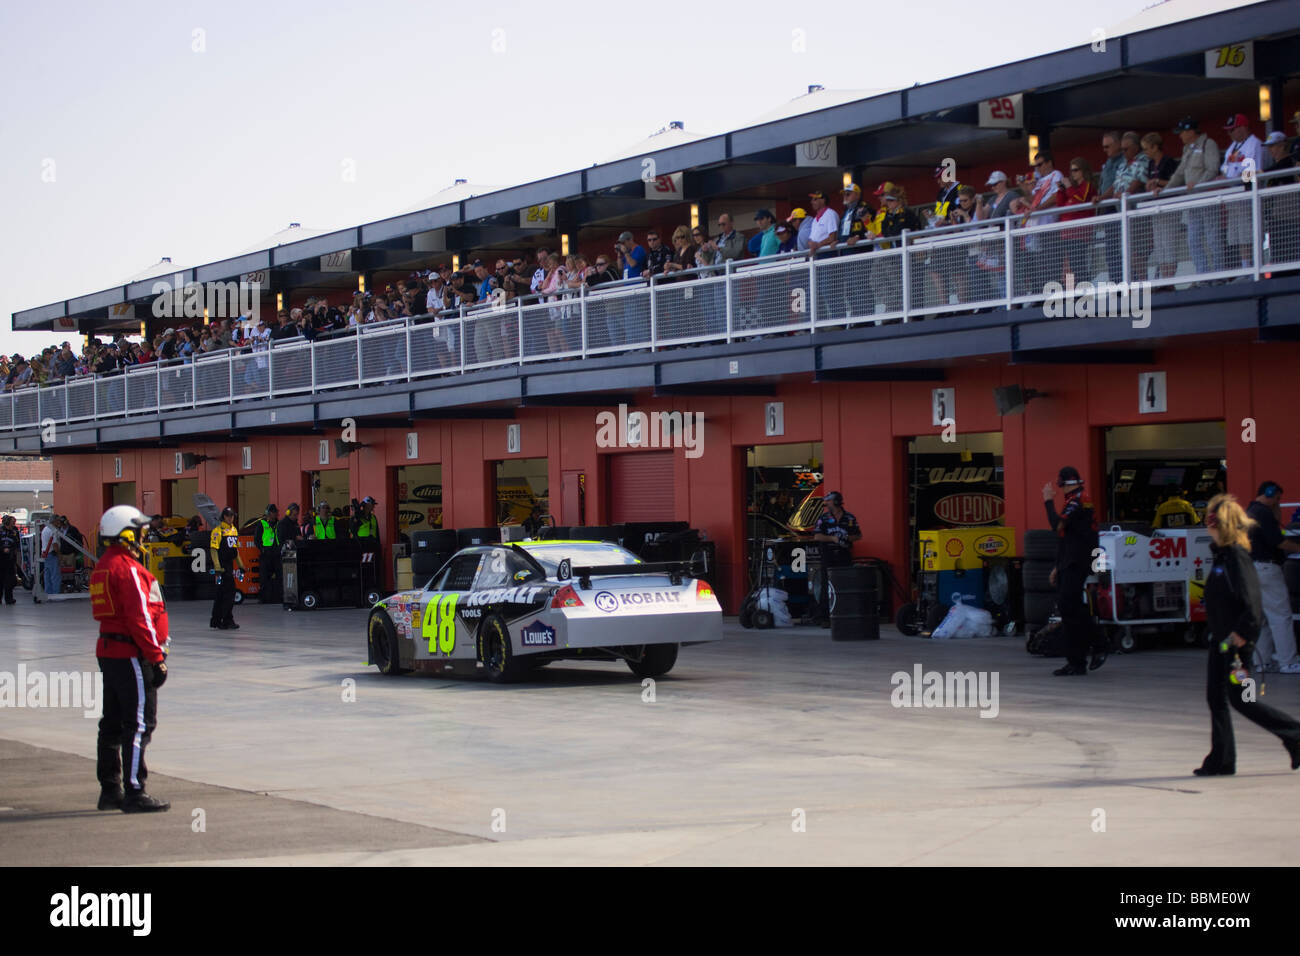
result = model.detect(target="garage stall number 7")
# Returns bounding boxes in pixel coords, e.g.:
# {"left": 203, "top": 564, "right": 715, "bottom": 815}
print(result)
{"left": 423, "top": 594, "right": 458, "bottom": 654}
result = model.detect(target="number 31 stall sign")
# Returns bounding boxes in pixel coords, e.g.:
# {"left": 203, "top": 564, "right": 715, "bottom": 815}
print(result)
{"left": 978, "top": 94, "right": 1023, "bottom": 129}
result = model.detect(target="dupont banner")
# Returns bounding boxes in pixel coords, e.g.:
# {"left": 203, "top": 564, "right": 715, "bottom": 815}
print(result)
{"left": 913, "top": 453, "right": 1005, "bottom": 530}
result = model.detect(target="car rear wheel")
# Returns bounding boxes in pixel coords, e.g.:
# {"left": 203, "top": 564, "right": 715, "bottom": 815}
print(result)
{"left": 368, "top": 611, "right": 409, "bottom": 675}
{"left": 627, "top": 643, "right": 678, "bottom": 678}
{"left": 895, "top": 602, "right": 923, "bottom": 636}
{"left": 479, "top": 615, "right": 527, "bottom": 683}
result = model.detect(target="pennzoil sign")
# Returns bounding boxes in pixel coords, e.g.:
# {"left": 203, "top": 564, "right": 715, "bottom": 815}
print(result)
{"left": 934, "top": 493, "right": 1004, "bottom": 526}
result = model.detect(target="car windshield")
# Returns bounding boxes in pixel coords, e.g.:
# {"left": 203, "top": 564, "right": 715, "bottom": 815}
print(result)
{"left": 522, "top": 541, "right": 641, "bottom": 575}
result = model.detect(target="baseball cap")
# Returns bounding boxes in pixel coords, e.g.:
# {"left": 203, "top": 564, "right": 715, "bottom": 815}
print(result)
{"left": 789, "top": 207, "right": 808, "bottom": 219}
{"left": 1258, "top": 481, "right": 1283, "bottom": 497}
{"left": 1264, "top": 131, "right": 1288, "bottom": 146}
{"left": 808, "top": 190, "right": 825, "bottom": 200}
{"left": 1224, "top": 113, "right": 1250, "bottom": 130}
{"left": 842, "top": 182, "right": 861, "bottom": 194}
{"left": 1057, "top": 466, "right": 1083, "bottom": 488}
{"left": 1173, "top": 116, "right": 1198, "bottom": 132}
{"left": 873, "top": 181, "right": 895, "bottom": 196}
{"left": 986, "top": 170, "right": 1008, "bottom": 185}
{"left": 754, "top": 209, "right": 774, "bottom": 222}
{"left": 825, "top": 490, "right": 843, "bottom": 504}
{"left": 618, "top": 230, "right": 634, "bottom": 241}
{"left": 266, "top": 503, "right": 277, "bottom": 513}
{"left": 776, "top": 224, "right": 790, "bottom": 234}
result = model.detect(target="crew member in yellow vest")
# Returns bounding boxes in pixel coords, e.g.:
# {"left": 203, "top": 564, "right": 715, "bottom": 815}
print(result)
{"left": 208, "top": 506, "right": 242, "bottom": 630}
{"left": 353, "top": 495, "right": 380, "bottom": 593}
{"left": 1153, "top": 488, "right": 1200, "bottom": 529}
{"left": 257, "top": 504, "right": 281, "bottom": 604}
{"left": 313, "top": 502, "right": 337, "bottom": 540}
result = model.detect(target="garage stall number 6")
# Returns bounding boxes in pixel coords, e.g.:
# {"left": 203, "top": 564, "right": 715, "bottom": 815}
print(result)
{"left": 423, "top": 594, "right": 459, "bottom": 654}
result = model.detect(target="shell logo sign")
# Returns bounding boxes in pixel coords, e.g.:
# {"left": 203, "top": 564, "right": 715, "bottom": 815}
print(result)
{"left": 934, "top": 493, "right": 1004, "bottom": 526}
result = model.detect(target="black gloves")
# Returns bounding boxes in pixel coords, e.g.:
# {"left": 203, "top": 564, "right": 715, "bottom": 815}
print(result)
{"left": 152, "top": 661, "right": 168, "bottom": 688}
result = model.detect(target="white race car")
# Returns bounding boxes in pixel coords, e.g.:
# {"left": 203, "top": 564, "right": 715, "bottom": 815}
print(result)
{"left": 367, "top": 540, "right": 722, "bottom": 682}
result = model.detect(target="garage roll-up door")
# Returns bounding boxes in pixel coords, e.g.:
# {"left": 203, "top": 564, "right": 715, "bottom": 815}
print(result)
{"left": 609, "top": 452, "right": 676, "bottom": 523}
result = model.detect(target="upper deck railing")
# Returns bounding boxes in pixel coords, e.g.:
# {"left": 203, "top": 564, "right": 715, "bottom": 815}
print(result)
{"left": 3, "top": 169, "right": 1297, "bottom": 434}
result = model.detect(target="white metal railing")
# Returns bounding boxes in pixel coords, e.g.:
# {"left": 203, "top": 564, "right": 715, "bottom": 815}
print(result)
{"left": 4, "top": 169, "right": 1298, "bottom": 434}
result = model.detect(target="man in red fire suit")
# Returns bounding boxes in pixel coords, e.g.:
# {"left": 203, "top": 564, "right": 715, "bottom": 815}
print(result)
{"left": 90, "top": 505, "right": 171, "bottom": 813}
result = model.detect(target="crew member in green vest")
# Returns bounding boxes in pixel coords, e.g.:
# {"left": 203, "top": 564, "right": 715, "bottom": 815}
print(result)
{"left": 313, "top": 502, "right": 337, "bottom": 540}
{"left": 257, "top": 504, "right": 281, "bottom": 604}
{"left": 352, "top": 496, "right": 380, "bottom": 594}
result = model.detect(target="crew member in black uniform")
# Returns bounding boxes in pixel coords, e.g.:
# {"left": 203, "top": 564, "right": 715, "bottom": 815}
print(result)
{"left": 277, "top": 503, "right": 302, "bottom": 548}
{"left": 257, "top": 504, "right": 281, "bottom": 604}
{"left": 808, "top": 491, "right": 862, "bottom": 626}
{"left": 0, "top": 514, "right": 20, "bottom": 605}
{"left": 1196, "top": 493, "right": 1300, "bottom": 775}
{"left": 1043, "top": 466, "right": 1103, "bottom": 675}
{"left": 209, "top": 506, "right": 242, "bottom": 630}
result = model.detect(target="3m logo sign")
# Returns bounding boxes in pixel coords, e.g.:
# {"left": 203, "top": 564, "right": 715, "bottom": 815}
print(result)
{"left": 1149, "top": 538, "right": 1187, "bottom": 560}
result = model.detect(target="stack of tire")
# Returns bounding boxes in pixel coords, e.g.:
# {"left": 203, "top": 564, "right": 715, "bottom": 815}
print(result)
{"left": 828, "top": 564, "right": 881, "bottom": 641}
{"left": 1022, "top": 529, "right": 1061, "bottom": 655}
{"left": 410, "top": 529, "right": 459, "bottom": 585}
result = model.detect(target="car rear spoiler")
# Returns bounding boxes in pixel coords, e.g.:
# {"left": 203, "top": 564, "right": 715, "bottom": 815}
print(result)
{"left": 566, "top": 551, "right": 710, "bottom": 589}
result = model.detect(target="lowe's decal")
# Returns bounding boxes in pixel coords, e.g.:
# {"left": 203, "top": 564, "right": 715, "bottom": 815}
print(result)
{"left": 521, "top": 620, "right": 557, "bottom": 646}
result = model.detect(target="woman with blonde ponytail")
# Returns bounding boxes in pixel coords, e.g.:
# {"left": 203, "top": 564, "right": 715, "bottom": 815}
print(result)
{"left": 1197, "top": 494, "right": 1300, "bottom": 776}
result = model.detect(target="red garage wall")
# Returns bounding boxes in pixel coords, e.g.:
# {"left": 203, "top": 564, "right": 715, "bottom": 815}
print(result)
{"left": 50, "top": 337, "right": 1300, "bottom": 612}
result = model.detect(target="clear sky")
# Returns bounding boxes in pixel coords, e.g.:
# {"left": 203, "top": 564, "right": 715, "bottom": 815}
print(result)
{"left": 1, "top": 0, "right": 1175, "bottom": 357}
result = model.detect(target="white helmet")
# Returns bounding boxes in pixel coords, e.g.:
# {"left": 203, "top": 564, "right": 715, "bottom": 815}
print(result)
{"left": 100, "top": 505, "right": 150, "bottom": 546}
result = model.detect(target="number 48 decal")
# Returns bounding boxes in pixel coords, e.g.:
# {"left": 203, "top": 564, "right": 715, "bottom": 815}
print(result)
{"left": 423, "top": 594, "right": 459, "bottom": 653}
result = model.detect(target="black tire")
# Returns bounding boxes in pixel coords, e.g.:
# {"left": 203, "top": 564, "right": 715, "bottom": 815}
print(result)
{"left": 739, "top": 599, "right": 756, "bottom": 629}
{"left": 1023, "top": 590, "right": 1056, "bottom": 626}
{"left": 895, "top": 602, "right": 923, "bottom": 636}
{"left": 1022, "top": 530, "right": 1058, "bottom": 561}
{"left": 1022, "top": 559, "right": 1056, "bottom": 592}
{"left": 368, "top": 611, "right": 410, "bottom": 675}
{"left": 753, "top": 608, "right": 775, "bottom": 629}
{"left": 20, "top": 570, "right": 33, "bottom": 591}
{"left": 301, "top": 591, "right": 320, "bottom": 611}
{"left": 627, "top": 643, "right": 678, "bottom": 678}
{"left": 924, "top": 603, "right": 949, "bottom": 633}
{"left": 478, "top": 614, "right": 527, "bottom": 683}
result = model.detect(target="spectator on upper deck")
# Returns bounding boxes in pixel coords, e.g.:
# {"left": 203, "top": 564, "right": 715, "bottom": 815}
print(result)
{"left": 805, "top": 191, "right": 839, "bottom": 256}
{"left": 714, "top": 213, "right": 745, "bottom": 264}
{"left": 615, "top": 231, "right": 646, "bottom": 281}
{"left": 644, "top": 229, "right": 673, "bottom": 277}
{"left": 975, "top": 170, "right": 1018, "bottom": 221}
{"left": 1154, "top": 117, "right": 1223, "bottom": 278}
{"left": 789, "top": 207, "right": 811, "bottom": 251}
{"left": 1098, "top": 130, "right": 1124, "bottom": 197}
{"left": 753, "top": 210, "right": 779, "bottom": 257}
{"left": 1220, "top": 113, "right": 1264, "bottom": 274}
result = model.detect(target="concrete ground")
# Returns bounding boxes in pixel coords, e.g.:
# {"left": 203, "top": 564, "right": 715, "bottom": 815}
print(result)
{"left": 1, "top": 594, "right": 1298, "bottom": 866}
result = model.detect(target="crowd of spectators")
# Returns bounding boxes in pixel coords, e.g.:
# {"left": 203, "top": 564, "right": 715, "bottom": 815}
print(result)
{"left": 6, "top": 111, "right": 1299, "bottom": 394}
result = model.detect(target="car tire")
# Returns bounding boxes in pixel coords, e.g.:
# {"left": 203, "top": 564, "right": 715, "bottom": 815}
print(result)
{"left": 1022, "top": 559, "right": 1056, "bottom": 592}
{"left": 1023, "top": 530, "right": 1059, "bottom": 561}
{"left": 478, "top": 614, "right": 526, "bottom": 683}
{"left": 895, "top": 602, "right": 923, "bottom": 636}
{"left": 627, "top": 643, "right": 678, "bottom": 678}
{"left": 301, "top": 591, "right": 319, "bottom": 611}
{"left": 1023, "top": 590, "right": 1056, "bottom": 626}
{"left": 368, "top": 611, "right": 410, "bottom": 675}
{"left": 739, "top": 600, "right": 756, "bottom": 629}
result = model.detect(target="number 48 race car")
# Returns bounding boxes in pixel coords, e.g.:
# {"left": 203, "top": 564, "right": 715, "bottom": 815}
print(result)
{"left": 367, "top": 540, "right": 722, "bottom": 682}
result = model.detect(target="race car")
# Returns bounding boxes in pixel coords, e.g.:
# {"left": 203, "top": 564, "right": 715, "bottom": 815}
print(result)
{"left": 367, "top": 539, "right": 722, "bottom": 682}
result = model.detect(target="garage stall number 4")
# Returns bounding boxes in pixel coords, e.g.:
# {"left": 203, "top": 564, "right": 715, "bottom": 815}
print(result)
{"left": 423, "top": 594, "right": 458, "bottom": 654}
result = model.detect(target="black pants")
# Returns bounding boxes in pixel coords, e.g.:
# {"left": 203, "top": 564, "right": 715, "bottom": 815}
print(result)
{"left": 211, "top": 570, "right": 236, "bottom": 626}
{"left": 1057, "top": 570, "right": 1098, "bottom": 668}
{"left": 1203, "top": 642, "right": 1300, "bottom": 773}
{"left": 97, "top": 656, "right": 159, "bottom": 794}
{"left": 809, "top": 551, "right": 848, "bottom": 623}
{"left": 0, "top": 556, "right": 15, "bottom": 603}
{"left": 259, "top": 548, "right": 281, "bottom": 604}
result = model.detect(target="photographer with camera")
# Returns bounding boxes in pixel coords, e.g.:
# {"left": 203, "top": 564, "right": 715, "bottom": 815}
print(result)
{"left": 806, "top": 491, "right": 861, "bottom": 627}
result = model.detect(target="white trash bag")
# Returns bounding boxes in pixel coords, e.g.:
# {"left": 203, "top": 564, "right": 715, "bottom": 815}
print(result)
{"left": 756, "top": 586, "right": 793, "bottom": 628}
{"left": 931, "top": 596, "right": 995, "bottom": 639}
